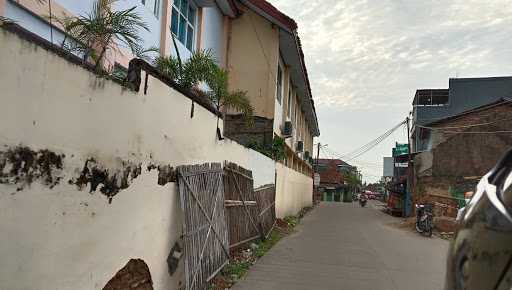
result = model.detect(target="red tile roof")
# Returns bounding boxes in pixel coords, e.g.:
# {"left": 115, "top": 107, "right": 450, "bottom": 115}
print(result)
{"left": 245, "top": 0, "right": 298, "bottom": 30}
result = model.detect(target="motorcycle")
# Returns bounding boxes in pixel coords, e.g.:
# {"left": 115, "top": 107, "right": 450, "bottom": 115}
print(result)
{"left": 415, "top": 203, "right": 433, "bottom": 237}
{"left": 359, "top": 196, "right": 367, "bottom": 207}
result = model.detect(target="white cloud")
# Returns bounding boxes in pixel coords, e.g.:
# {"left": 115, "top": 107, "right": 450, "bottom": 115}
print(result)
{"left": 271, "top": 0, "right": 512, "bottom": 181}
{"left": 272, "top": 0, "right": 512, "bottom": 109}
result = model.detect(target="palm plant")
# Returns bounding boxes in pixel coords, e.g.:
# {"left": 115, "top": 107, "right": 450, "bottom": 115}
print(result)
{"left": 0, "top": 16, "right": 14, "bottom": 25}
{"left": 56, "top": 0, "right": 149, "bottom": 70}
{"left": 133, "top": 46, "right": 160, "bottom": 63}
{"left": 155, "top": 50, "right": 254, "bottom": 123}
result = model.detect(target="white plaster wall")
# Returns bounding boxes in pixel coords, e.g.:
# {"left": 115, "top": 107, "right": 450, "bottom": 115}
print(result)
{"left": 4, "top": 1, "right": 67, "bottom": 44}
{"left": 275, "top": 163, "right": 313, "bottom": 218}
{"left": 114, "top": 0, "right": 162, "bottom": 55}
{"left": 56, "top": 0, "right": 96, "bottom": 16}
{"left": 201, "top": 6, "right": 224, "bottom": 65}
{"left": 0, "top": 28, "right": 275, "bottom": 290}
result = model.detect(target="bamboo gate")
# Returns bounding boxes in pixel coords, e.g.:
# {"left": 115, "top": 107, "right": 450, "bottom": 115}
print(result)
{"left": 178, "top": 162, "right": 276, "bottom": 290}
{"left": 224, "top": 162, "right": 262, "bottom": 249}
{"left": 177, "top": 163, "right": 229, "bottom": 290}
{"left": 254, "top": 184, "right": 277, "bottom": 238}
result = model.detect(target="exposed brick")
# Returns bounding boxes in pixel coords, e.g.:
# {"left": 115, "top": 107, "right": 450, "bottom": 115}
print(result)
{"left": 224, "top": 114, "right": 274, "bottom": 147}
{"left": 414, "top": 102, "right": 512, "bottom": 203}
{"left": 103, "top": 259, "right": 153, "bottom": 290}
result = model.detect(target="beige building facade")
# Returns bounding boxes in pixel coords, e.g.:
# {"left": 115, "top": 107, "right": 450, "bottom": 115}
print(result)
{"left": 225, "top": 0, "right": 320, "bottom": 177}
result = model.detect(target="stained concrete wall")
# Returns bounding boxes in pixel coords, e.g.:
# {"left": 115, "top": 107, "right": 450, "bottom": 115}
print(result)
{"left": 275, "top": 163, "right": 313, "bottom": 218}
{"left": 0, "top": 26, "right": 276, "bottom": 290}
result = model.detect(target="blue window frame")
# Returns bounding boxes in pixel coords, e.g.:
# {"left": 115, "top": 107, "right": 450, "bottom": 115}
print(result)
{"left": 153, "top": 0, "right": 161, "bottom": 18}
{"left": 170, "top": 0, "right": 196, "bottom": 51}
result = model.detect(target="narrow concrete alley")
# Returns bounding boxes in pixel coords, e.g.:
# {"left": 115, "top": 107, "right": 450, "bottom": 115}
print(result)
{"left": 233, "top": 201, "right": 449, "bottom": 290}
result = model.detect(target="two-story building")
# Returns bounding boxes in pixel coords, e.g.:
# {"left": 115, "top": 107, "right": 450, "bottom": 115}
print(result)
{"left": 314, "top": 158, "right": 358, "bottom": 202}
{"left": 411, "top": 76, "right": 512, "bottom": 153}
{"left": 2, "top": 1, "right": 319, "bottom": 179}
{"left": 224, "top": 0, "right": 320, "bottom": 177}
{"left": 410, "top": 76, "right": 512, "bottom": 214}
{"left": 2, "top": 0, "right": 320, "bottom": 210}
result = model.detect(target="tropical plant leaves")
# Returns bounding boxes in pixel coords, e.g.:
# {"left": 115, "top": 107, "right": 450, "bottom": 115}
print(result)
{"left": 155, "top": 50, "right": 254, "bottom": 123}
{"left": 53, "top": 0, "right": 149, "bottom": 70}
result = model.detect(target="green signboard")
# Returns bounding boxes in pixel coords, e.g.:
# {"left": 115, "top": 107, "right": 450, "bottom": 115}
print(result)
{"left": 392, "top": 143, "right": 409, "bottom": 157}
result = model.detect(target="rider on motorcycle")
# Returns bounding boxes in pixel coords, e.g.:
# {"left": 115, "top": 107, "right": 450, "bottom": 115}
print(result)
{"left": 359, "top": 192, "right": 367, "bottom": 207}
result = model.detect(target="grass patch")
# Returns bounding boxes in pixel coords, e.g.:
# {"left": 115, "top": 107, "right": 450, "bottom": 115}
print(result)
{"left": 210, "top": 205, "right": 315, "bottom": 289}
{"left": 222, "top": 260, "right": 252, "bottom": 278}
{"left": 254, "top": 231, "right": 284, "bottom": 258}
{"left": 283, "top": 215, "right": 299, "bottom": 227}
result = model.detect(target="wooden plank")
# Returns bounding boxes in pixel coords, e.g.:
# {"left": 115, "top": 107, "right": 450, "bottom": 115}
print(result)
{"left": 258, "top": 201, "right": 276, "bottom": 216}
{"left": 225, "top": 200, "right": 257, "bottom": 207}
{"left": 223, "top": 162, "right": 261, "bottom": 249}
{"left": 224, "top": 166, "right": 254, "bottom": 181}
{"left": 229, "top": 235, "right": 260, "bottom": 249}
{"left": 231, "top": 170, "right": 262, "bottom": 237}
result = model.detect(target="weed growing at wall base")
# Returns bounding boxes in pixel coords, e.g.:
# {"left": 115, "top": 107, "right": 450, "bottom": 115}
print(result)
{"left": 209, "top": 205, "right": 316, "bottom": 289}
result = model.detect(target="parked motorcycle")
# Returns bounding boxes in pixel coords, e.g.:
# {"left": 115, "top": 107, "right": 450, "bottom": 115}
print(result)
{"left": 415, "top": 203, "right": 433, "bottom": 237}
{"left": 359, "top": 195, "right": 367, "bottom": 207}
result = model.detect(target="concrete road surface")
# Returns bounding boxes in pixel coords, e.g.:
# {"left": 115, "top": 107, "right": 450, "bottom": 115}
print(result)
{"left": 233, "top": 201, "right": 449, "bottom": 290}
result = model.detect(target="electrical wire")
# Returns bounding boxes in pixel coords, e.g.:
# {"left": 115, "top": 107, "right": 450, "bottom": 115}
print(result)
{"left": 337, "top": 120, "right": 406, "bottom": 161}
{"left": 321, "top": 142, "right": 387, "bottom": 168}
{"left": 316, "top": 119, "right": 407, "bottom": 180}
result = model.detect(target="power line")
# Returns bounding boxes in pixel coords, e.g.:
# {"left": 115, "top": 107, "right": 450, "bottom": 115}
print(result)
{"left": 340, "top": 120, "right": 407, "bottom": 161}
{"left": 345, "top": 121, "right": 405, "bottom": 159}
{"left": 316, "top": 119, "right": 407, "bottom": 169}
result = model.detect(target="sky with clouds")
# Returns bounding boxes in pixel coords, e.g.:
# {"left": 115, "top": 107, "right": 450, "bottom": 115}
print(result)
{"left": 272, "top": 0, "right": 512, "bottom": 182}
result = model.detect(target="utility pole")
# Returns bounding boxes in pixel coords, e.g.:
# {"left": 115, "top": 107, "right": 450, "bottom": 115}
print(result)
{"left": 314, "top": 143, "right": 322, "bottom": 203}
{"left": 316, "top": 142, "right": 321, "bottom": 170}
{"left": 406, "top": 117, "right": 412, "bottom": 217}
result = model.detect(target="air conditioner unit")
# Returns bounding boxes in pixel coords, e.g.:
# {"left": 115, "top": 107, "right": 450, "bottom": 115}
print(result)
{"left": 282, "top": 121, "right": 293, "bottom": 137}
{"left": 296, "top": 141, "right": 304, "bottom": 152}
{"left": 304, "top": 151, "right": 310, "bottom": 159}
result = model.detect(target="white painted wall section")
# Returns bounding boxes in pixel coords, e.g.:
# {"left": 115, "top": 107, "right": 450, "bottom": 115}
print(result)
{"left": 0, "top": 27, "right": 276, "bottom": 290}
{"left": 4, "top": 1, "right": 66, "bottom": 44}
{"left": 201, "top": 6, "right": 224, "bottom": 65}
{"left": 275, "top": 163, "right": 313, "bottom": 218}
{"left": 114, "top": 0, "right": 162, "bottom": 53}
